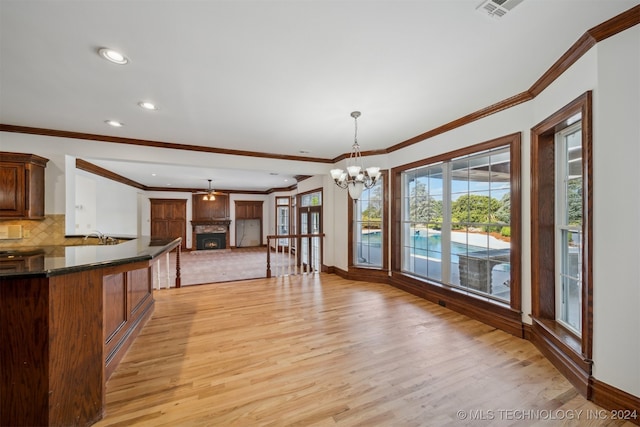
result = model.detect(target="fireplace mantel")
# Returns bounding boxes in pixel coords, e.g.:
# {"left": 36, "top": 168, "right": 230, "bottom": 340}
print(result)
{"left": 191, "top": 219, "right": 231, "bottom": 228}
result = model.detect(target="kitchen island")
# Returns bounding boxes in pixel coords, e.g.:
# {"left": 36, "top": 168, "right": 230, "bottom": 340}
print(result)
{"left": 0, "top": 237, "right": 181, "bottom": 427}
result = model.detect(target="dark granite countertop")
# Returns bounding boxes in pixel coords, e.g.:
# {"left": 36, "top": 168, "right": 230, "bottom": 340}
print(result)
{"left": 0, "top": 236, "right": 181, "bottom": 278}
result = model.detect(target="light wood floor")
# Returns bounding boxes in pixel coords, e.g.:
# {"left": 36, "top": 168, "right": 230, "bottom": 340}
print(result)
{"left": 95, "top": 274, "right": 632, "bottom": 427}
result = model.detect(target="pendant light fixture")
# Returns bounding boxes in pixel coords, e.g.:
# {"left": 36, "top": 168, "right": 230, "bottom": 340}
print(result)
{"left": 202, "top": 179, "right": 216, "bottom": 201}
{"left": 330, "top": 111, "right": 381, "bottom": 201}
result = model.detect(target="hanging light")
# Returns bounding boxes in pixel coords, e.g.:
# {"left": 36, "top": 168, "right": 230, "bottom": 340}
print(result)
{"left": 202, "top": 179, "right": 216, "bottom": 201}
{"left": 330, "top": 111, "right": 381, "bottom": 201}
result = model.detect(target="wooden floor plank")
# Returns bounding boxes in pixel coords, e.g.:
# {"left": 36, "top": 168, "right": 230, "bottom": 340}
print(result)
{"left": 94, "top": 274, "right": 633, "bottom": 426}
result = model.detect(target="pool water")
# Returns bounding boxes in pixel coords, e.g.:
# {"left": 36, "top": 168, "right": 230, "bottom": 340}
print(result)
{"left": 361, "top": 231, "right": 485, "bottom": 262}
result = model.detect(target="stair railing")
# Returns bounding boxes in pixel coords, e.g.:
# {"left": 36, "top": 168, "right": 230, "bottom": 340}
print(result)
{"left": 266, "top": 233, "right": 325, "bottom": 278}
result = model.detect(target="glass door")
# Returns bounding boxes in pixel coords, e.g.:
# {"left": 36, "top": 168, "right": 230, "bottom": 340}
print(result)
{"left": 299, "top": 205, "right": 321, "bottom": 272}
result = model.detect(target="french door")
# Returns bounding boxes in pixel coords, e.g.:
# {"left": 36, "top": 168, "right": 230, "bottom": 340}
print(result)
{"left": 298, "top": 205, "right": 321, "bottom": 272}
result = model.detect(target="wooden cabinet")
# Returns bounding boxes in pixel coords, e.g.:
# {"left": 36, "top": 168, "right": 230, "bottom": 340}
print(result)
{"left": 102, "top": 261, "right": 154, "bottom": 380}
{"left": 0, "top": 261, "right": 155, "bottom": 426}
{"left": 192, "top": 193, "right": 229, "bottom": 219}
{"left": 0, "top": 152, "right": 48, "bottom": 219}
{"left": 150, "top": 199, "right": 187, "bottom": 249}
{"left": 235, "top": 201, "right": 263, "bottom": 219}
{"left": 1, "top": 269, "right": 104, "bottom": 426}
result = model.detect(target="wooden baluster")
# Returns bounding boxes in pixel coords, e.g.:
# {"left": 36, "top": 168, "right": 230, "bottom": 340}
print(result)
{"left": 165, "top": 252, "right": 171, "bottom": 289}
{"left": 175, "top": 244, "right": 181, "bottom": 288}
{"left": 278, "top": 239, "right": 283, "bottom": 277}
{"left": 287, "top": 236, "right": 292, "bottom": 276}
{"left": 155, "top": 259, "right": 161, "bottom": 290}
{"left": 266, "top": 237, "right": 272, "bottom": 278}
{"left": 275, "top": 238, "right": 279, "bottom": 277}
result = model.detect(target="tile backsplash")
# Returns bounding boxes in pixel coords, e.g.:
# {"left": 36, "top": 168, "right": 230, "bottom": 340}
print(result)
{"left": 0, "top": 214, "right": 68, "bottom": 248}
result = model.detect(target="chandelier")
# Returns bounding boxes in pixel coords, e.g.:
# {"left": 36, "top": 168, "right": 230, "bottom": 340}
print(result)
{"left": 330, "top": 111, "right": 381, "bottom": 201}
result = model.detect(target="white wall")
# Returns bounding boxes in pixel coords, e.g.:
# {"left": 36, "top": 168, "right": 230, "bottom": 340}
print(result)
{"left": 590, "top": 26, "right": 639, "bottom": 396}
{"left": 72, "top": 168, "right": 138, "bottom": 236}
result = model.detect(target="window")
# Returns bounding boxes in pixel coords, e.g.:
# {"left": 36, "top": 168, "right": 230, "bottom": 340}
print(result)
{"left": 275, "top": 196, "right": 291, "bottom": 248}
{"left": 300, "top": 191, "right": 321, "bottom": 207}
{"left": 400, "top": 146, "right": 512, "bottom": 303}
{"left": 555, "top": 121, "right": 583, "bottom": 335}
{"left": 530, "top": 91, "right": 592, "bottom": 394}
{"left": 353, "top": 175, "right": 384, "bottom": 268}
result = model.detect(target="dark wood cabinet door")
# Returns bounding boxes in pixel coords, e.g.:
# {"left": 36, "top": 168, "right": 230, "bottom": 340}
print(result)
{"left": 192, "top": 194, "right": 229, "bottom": 219}
{"left": 235, "top": 201, "right": 263, "bottom": 219}
{"left": 150, "top": 199, "right": 187, "bottom": 249}
{"left": 0, "top": 162, "right": 24, "bottom": 215}
{"left": 0, "top": 152, "right": 48, "bottom": 219}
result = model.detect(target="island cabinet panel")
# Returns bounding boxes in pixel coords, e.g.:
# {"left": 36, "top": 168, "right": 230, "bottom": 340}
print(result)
{"left": 0, "top": 276, "right": 51, "bottom": 426}
{"left": 49, "top": 270, "right": 104, "bottom": 426}
{"left": 103, "top": 261, "right": 154, "bottom": 380}
{"left": 103, "top": 272, "right": 127, "bottom": 347}
{"left": 129, "top": 266, "right": 152, "bottom": 315}
{"left": 0, "top": 270, "right": 104, "bottom": 427}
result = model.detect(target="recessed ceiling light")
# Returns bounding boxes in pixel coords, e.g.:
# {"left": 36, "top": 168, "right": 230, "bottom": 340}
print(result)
{"left": 138, "top": 101, "right": 158, "bottom": 110}
{"left": 105, "top": 120, "right": 124, "bottom": 127}
{"left": 98, "top": 48, "right": 129, "bottom": 65}
{"left": 299, "top": 150, "right": 310, "bottom": 154}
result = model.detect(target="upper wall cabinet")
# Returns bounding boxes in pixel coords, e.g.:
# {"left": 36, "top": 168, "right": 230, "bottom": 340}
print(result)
{"left": 235, "top": 201, "right": 263, "bottom": 220}
{"left": 192, "top": 193, "right": 229, "bottom": 220}
{"left": 0, "top": 152, "right": 49, "bottom": 219}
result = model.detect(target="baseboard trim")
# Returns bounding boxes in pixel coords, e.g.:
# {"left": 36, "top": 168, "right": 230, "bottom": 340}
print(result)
{"left": 591, "top": 379, "right": 640, "bottom": 426}
{"left": 389, "top": 273, "right": 523, "bottom": 337}
{"left": 529, "top": 318, "right": 591, "bottom": 397}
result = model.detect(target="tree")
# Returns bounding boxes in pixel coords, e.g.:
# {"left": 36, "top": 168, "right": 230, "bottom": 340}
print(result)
{"left": 360, "top": 184, "right": 382, "bottom": 229}
{"left": 494, "top": 193, "right": 511, "bottom": 224}
{"left": 409, "top": 182, "right": 442, "bottom": 226}
{"left": 451, "top": 194, "right": 500, "bottom": 225}
{"left": 567, "top": 178, "right": 582, "bottom": 225}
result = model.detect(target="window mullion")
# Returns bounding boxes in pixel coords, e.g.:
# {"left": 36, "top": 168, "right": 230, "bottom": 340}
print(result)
{"left": 442, "top": 162, "right": 452, "bottom": 283}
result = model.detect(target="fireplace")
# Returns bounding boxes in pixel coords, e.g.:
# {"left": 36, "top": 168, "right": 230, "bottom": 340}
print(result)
{"left": 191, "top": 219, "right": 231, "bottom": 250}
{"left": 196, "top": 233, "right": 226, "bottom": 250}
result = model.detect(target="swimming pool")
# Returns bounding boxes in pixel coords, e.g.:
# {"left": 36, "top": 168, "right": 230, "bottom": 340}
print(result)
{"left": 361, "top": 231, "right": 486, "bottom": 262}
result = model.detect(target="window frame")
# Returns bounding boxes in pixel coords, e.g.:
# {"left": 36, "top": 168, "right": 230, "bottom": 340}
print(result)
{"left": 349, "top": 170, "right": 388, "bottom": 273}
{"left": 275, "top": 196, "right": 291, "bottom": 250}
{"left": 530, "top": 91, "right": 593, "bottom": 395}
{"left": 391, "top": 133, "right": 522, "bottom": 322}
{"left": 399, "top": 146, "right": 513, "bottom": 303}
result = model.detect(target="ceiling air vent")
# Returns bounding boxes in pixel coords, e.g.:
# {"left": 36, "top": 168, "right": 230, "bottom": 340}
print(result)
{"left": 477, "top": 0, "right": 524, "bottom": 18}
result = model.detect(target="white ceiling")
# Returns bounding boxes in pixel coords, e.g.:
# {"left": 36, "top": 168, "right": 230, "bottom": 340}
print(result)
{"left": 1, "top": 0, "right": 637, "bottom": 192}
